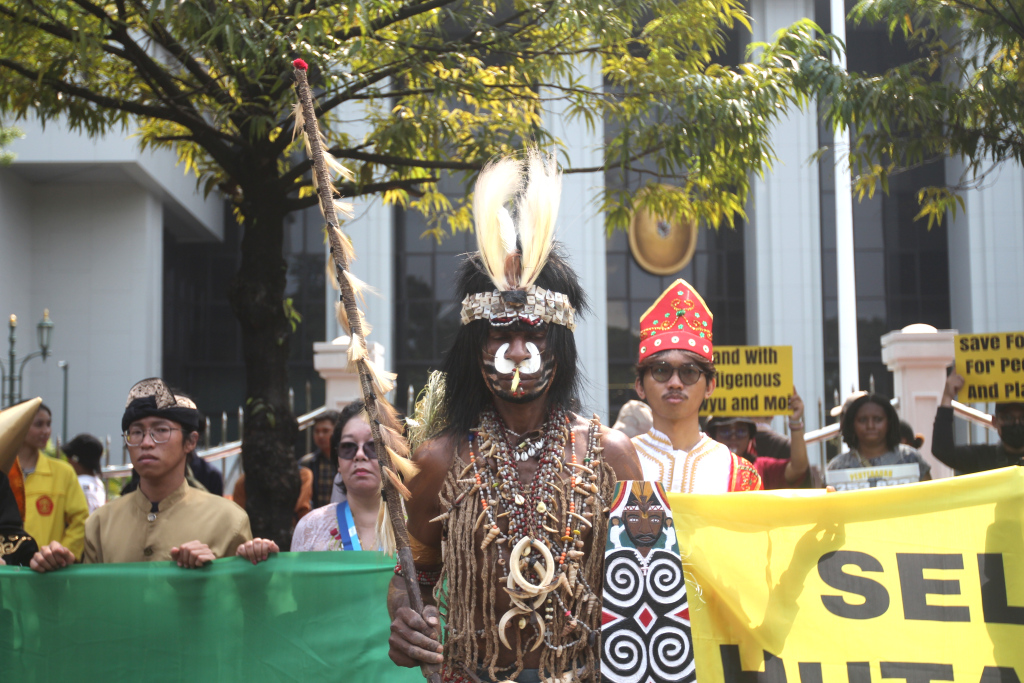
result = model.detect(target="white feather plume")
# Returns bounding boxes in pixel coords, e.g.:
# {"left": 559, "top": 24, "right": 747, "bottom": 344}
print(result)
{"left": 347, "top": 334, "right": 366, "bottom": 364}
{"left": 518, "top": 151, "right": 561, "bottom": 287}
{"left": 473, "top": 157, "right": 524, "bottom": 290}
{"left": 362, "top": 358, "right": 396, "bottom": 396}
{"left": 343, "top": 270, "right": 379, "bottom": 306}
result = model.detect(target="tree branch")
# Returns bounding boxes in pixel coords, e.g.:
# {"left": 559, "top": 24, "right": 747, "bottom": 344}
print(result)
{"left": 333, "top": 0, "right": 459, "bottom": 42}
{"left": 126, "top": 0, "right": 237, "bottom": 109}
{"left": 333, "top": 149, "right": 483, "bottom": 171}
{"left": 0, "top": 57, "right": 191, "bottom": 124}
{"left": 285, "top": 175, "right": 438, "bottom": 211}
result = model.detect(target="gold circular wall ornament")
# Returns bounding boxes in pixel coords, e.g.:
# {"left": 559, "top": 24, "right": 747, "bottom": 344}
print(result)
{"left": 628, "top": 205, "right": 699, "bottom": 276}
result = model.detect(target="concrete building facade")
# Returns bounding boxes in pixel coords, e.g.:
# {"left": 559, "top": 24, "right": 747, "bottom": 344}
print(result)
{"left": 2, "top": 0, "right": 1022, "bottom": 466}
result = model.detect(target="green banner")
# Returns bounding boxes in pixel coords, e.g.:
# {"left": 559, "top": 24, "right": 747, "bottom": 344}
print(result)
{"left": 0, "top": 551, "right": 424, "bottom": 683}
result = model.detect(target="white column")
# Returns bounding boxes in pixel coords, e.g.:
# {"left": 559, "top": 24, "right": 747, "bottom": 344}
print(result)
{"left": 947, "top": 159, "right": 1024, "bottom": 441}
{"left": 543, "top": 59, "right": 609, "bottom": 421}
{"left": 327, "top": 97, "right": 395, "bottom": 373}
{"left": 314, "top": 336, "right": 386, "bottom": 412}
{"left": 880, "top": 324, "right": 956, "bottom": 479}
{"left": 746, "top": 0, "right": 826, "bottom": 440}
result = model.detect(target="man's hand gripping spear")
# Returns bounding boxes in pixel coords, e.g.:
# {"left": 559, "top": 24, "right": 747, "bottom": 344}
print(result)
{"left": 291, "top": 59, "right": 442, "bottom": 683}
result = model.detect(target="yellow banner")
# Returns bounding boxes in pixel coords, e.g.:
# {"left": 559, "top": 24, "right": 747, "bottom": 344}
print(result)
{"left": 701, "top": 346, "right": 793, "bottom": 417}
{"left": 669, "top": 467, "right": 1024, "bottom": 682}
{"left": 955, "top": 332, "right": 1024, "bottom": 403}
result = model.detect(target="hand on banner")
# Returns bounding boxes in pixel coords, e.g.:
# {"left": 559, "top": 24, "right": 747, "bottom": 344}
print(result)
{"left": 236, "top": 538, "right": 280, "bottom": 565}
{"left": 389, "top": 604, "right": 444, "bottom": 667}
{"left": 29, "top": 540, "right": 76, "bottom": 573}
{"left": 941, "top": 371, "right": 965, "bottom": 407}
{"left": 171, "top": 540, "right": 216, "bottom": 568}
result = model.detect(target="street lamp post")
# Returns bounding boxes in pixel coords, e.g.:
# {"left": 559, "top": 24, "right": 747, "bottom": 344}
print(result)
{"left": 0, "top": 310, "right": 55, "bottom": 408}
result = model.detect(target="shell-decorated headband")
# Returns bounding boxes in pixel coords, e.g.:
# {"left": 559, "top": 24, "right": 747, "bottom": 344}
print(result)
{"left": 460, "top": 150, "right": 577, "bottom": 331}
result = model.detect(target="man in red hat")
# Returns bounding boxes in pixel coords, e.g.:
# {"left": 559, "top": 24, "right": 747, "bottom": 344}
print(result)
{"left": 631, "top": 279, "right": 762, "bottom": 493}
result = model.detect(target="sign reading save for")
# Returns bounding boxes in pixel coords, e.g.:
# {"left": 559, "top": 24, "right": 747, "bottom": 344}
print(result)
{"left": 700, "top": 345, "right": 793, "bottom": 416}
{"left": 671, "top": 467, "right": 1024, "bottom": 683}
{"left": 954, "top": 331, "right": 1024, "bottom": 403}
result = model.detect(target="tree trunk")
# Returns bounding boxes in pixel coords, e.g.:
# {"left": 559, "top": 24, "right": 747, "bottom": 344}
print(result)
{"left": 228, "top": 184, "right": 301, "bottom": 548}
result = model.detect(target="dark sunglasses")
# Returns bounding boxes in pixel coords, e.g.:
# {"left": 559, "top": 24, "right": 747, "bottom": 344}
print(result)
{"left": 644, "top": 363, "right": 704, "bottom": 386}
{"left": 337, "top": 440, "right": 377, "bottom": 461}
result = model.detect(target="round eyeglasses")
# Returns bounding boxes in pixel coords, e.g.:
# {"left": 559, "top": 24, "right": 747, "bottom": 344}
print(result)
{"left": 124, "top": 426, "right": 181, "bottom": 446}
{"left": 644, "top": 363, "right": 704, "bottom": 386}
{"left": 337, "top": 440, "right": 377, "bottom": 461}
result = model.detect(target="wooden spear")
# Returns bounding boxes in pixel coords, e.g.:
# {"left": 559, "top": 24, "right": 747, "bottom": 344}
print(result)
{"left": 292, "top": 58, "right": 441, "bottom": 683}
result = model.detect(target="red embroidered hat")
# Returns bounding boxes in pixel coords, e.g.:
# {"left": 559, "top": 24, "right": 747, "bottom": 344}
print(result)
{"left": 637, "top": 278, "right": 714, "bottom": 363}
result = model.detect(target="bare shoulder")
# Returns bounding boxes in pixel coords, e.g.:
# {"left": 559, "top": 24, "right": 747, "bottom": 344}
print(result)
{"left": 407, "top": 434, "right": 459, "bottom": 544}
{"left": 570, "top": 413, "right": 642, "bottom": 481}
{"left": 599, "top": 424, "right": 643, "bottom": 480}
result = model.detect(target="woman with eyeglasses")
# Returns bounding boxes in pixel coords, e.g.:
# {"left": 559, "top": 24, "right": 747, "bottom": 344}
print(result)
{"left": 291, "top": 400, "right": 382, "bottom": 552}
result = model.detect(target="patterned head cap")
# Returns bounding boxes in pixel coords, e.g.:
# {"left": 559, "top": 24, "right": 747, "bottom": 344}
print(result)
{"left": 637, "top": 278, "right": 713, "bottom": 363}
{"left": 121, "top": 378, "right": 201, "bottom": 433}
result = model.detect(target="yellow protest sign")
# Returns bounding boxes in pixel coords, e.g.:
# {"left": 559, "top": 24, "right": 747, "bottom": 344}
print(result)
{"left": 955, "top": 332, "right": 1024, "bottom": 403}
{"left": 701, "top": 346, "right": 793, "bottom": 416}
{"left": 669, "top": 467, "right": 1024, "bottom": 683}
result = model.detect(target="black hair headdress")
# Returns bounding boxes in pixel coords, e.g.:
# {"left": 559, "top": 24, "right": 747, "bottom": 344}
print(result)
{"left": 439, "top": 151, "right": 588, "bottom": 437}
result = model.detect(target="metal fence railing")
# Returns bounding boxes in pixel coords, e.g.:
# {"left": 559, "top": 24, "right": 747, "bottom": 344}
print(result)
{"left": 100, "top": 405, "right": 328, "bottom": 480}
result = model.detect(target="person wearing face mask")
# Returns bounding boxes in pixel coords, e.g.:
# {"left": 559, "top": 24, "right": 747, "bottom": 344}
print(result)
{"left": 290, "top": 401, "right": 380, "bottom": 552}
{"left": 932, "top": 371, "right": 1024, "bottom": 472}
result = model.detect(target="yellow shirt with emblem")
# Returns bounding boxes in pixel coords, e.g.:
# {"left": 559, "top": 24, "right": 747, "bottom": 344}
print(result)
{"left": 22, "top": 452, "right": 89, "bottom": 559}
{"left": 83, "top": 479, "right": 252, "bottom": 564}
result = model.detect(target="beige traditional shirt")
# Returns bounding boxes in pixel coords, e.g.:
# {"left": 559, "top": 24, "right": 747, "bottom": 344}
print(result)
{"left": 631, "top": 427, "right": 762, "bottom": 493}
{"left": 83, "top": 479, "right": 252, "bottom": 564}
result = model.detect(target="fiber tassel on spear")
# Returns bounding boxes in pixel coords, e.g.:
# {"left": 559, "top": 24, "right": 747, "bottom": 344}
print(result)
{"left": 291, "top": 58, "right": 441, "bottom": 683}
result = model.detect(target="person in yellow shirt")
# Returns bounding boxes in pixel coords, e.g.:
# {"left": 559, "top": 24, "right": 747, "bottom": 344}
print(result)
{"left": 9, "top": 403, "right": 88, "bottom": 559}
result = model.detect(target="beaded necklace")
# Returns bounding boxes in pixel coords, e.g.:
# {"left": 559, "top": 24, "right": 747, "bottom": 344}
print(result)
{"left": 465, "top": 407, "right": 604, "bottom": 656}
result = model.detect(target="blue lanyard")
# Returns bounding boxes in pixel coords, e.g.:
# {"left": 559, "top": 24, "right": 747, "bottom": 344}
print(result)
{"left": 334, "top": 501, "right": 362, "bottom": 551}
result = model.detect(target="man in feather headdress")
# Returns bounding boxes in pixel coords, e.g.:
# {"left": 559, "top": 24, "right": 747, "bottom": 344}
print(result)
{"left": 387, "top": 152, "right": 642, "bottom": 683}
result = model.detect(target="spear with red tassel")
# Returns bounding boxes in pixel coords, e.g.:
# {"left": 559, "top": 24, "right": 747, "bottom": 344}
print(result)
{"left": 291, "top": 58, "right": 441, "bottom": 683}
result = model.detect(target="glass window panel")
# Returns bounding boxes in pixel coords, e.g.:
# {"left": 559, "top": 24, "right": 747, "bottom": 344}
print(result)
{"left": 606, "top": 254, "right": 628, "bottom": 298}
{"left": 920, "top": 251, "right": 949, "bottom": 299}
{"left": 403, "top": 212, "right": 433, "bottom": 253}
{"left": 606, "top": 301, "right": 632, "bottom": 361}
{"left": 853, "top": 195, "right": 884, "bottom": 249}
{"left": 854, "top": 251, "right": 886, "bottom": 298}
{"left": 401, "top": 301, "right": 435, "bottom": 360}
{"left": 404, "top": 255, "right": 433, "bottom": 298}
{"left": 607, "top": 229, "right": 628, "bottom": 252}
{"left": 434, "top": 252, "right": 462, "bottom": 301}
{"left": 628, "top": 259, "right": 664, "bottom": 301}
{"left": 896, "top": 253, "right": 918, "bottom": 295}
{"left": 436, "top": 230, "right": 470, "bottom": 253}
{"left": 435, "top": 301, "right": 463, "bottom": 353}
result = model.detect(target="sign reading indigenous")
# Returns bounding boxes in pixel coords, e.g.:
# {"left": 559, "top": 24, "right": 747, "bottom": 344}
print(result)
{"left": 700, "top": 346, "right": 793, "bottom": 417}
{"left": 824, "top": 463, "right": 920, "bottom": 491}
{"left": 0, "top": 552, "right": 421, "bottom": 683}
{"left": 954, "top": 331, "right": 1024, "bottom": 403}
{"left": 669, "top": 468, "right": 1024, "bottom": 683}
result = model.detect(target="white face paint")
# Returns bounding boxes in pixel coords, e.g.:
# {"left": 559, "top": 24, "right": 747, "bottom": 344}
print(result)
{"left": 494, "top": 343, "right": 516, "bottom": 374}
{"left": 493, "top": 341, "right": 542, "bottom": 375}
{"left": 523, "top": 342, "right": 542, "bottom": 374}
